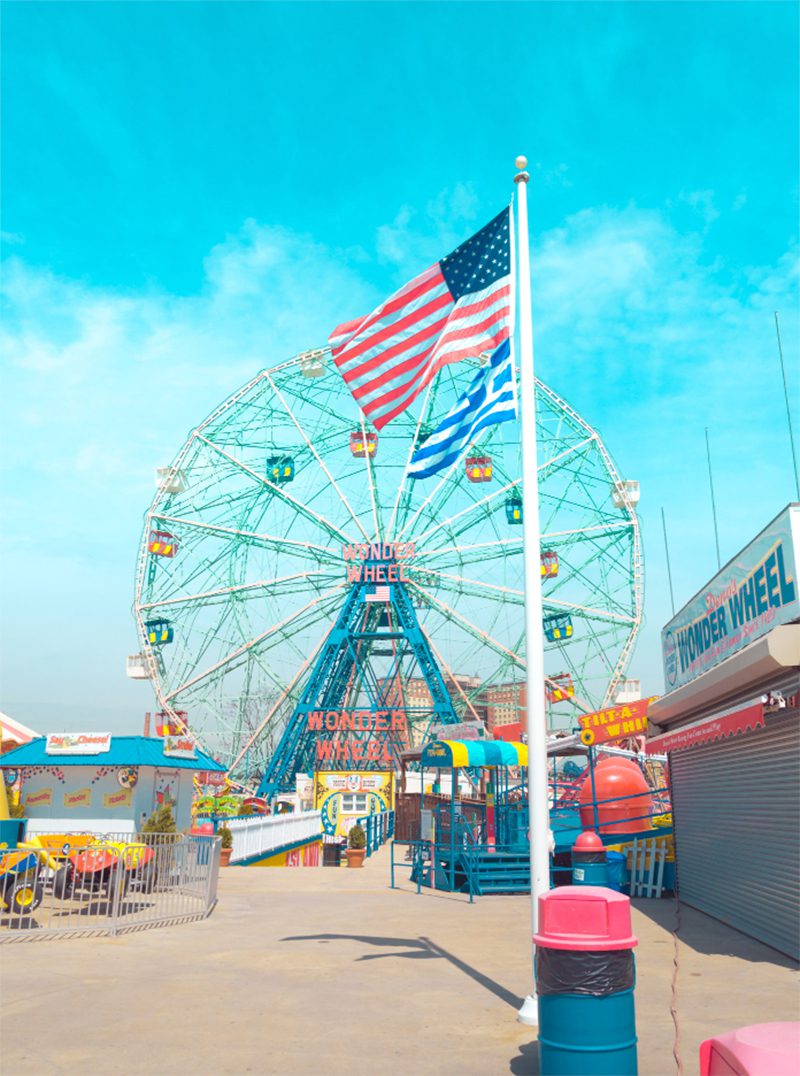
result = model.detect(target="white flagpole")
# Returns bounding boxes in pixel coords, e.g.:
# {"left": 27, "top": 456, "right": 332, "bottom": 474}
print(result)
{"left": 513, "top": 155, "right": 551, "bottom": 1027}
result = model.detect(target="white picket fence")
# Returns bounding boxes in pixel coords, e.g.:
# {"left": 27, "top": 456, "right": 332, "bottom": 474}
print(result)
{"left": 227, "top": 811, "right": 321, "bottom": 864}
{"left": 629, "top": 836, "right": 668, "bottom": 898}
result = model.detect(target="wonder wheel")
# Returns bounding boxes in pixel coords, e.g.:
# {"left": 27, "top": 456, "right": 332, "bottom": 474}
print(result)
{"left": 130, "top": 348, "right": 642, "bottom": 781}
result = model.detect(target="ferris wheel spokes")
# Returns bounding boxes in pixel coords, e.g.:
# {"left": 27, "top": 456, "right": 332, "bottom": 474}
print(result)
{"left": 196, "top": 434, "right": 353, "bottom": 547}
{"left": 540, "top": 596, "right": 637, "bottom": 626}
{"left": 359, "top": 408, "right": 383, "bottom": 542}
{"left": 407, "top": 579, "right": 524, "bottom": 668}
{"left": 147, "top": 516, "right": 342, "bottom": 567}
{"left": 138, "top": 567, "right": 339, "bottom": 614}
{"left": 226, "top": 625, "right": 334, "bottom": 777}
{"left": 162, "top": 583, "right": 346, "bottom": 702}
{"left": 414, "top": 567, "right": 525, "bottom": 604}
{"left": 415, "top": 536, "right": 524, "bottom": 563}
{"left": 385, "top": 380, "right": 437, "bottom": 541}
{"left": 410, "top": 477, "right": 518, "bottom": 549}
{"left": 264, "top": 371, "right": 372, "bottom": 542}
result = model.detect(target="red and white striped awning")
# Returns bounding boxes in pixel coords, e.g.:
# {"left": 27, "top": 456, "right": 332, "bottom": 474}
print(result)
{"left": 646, "top": 702, "right": 765, "bottom": 754}
{"left": 0, "top": 712, "right": 39, "bottom": 750}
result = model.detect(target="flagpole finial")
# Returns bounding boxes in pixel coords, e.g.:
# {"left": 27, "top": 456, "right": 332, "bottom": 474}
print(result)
{"left": 514, "top": 155, "right": 529, "bottom": 183}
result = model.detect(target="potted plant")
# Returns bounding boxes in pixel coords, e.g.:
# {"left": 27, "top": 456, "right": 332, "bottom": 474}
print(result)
{"left": 218, "top": 825, "right": 233, "bottom": 867}
{"left": 345, "top": 824, "right": 367, "bottom": 868}
{"left": 137, "top": 804, "right": 179, "bottom": 889}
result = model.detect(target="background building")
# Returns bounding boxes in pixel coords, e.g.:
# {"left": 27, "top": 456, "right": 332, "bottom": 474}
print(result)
{"left": 648, "top": 504, "right": 800, "bottom": 959}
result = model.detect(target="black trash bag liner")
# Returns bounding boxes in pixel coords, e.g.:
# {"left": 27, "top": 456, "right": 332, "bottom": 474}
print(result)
{"left": 536, "top": 946, "right": 634, "bottom": 996}
{"left": 572, "top": 850, "right": 607, "bottom": 864}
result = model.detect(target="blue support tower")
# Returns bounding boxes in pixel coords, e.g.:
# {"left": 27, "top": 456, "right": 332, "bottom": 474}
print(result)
{"left": 257, "top": 571, "right": 461, "bottom": 798}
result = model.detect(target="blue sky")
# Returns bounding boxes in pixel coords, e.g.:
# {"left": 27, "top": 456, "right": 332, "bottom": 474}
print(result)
{"left": 1, "top": 1, "right": 798, "bottom": 733}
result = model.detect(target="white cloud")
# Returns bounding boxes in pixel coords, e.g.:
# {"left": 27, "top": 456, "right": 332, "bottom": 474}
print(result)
{"left": 1, "top": 203, "right": 797, "bottom": 714}
{"left": 375, "top": 181, "right": 480, "bottom": 277}
{"left": 532, "top": 161, "right": 573, "bottom": 188}
{"left": 528, "top": 204, "right": 798, "bottom": 690}
{"left": 680, "top": 189, "right": 720, "bottom": 226}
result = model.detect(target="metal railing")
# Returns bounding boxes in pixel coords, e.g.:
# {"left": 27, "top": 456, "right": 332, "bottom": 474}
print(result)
{"left": 550, "top": 784, "right": 672, "bottom": 840}
{"left": 0, "top": 832, "right": 220, "bottom": 942}
{"left": 226, "top": 811, "right": 321, "bottom": 864}
{"left": 353, "top": 811, "right": 395, "bottom": 857}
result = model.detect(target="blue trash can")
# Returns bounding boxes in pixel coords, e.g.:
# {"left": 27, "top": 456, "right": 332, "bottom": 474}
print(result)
{"left": 606, "top": 851, "right": 626, "bottom": 892}
{"left": 534, "top": 886, "right": 639, "bottom": 1075}
{"left": 571, "top": 830, "right": 609, "bottom": 887}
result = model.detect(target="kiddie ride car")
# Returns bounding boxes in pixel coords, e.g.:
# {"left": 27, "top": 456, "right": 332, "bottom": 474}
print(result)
{"left": 60, "top": 839, "right": 157, "bottom": 902}
{"left": 0, "top": 838, "right": 68, "bottom": 916}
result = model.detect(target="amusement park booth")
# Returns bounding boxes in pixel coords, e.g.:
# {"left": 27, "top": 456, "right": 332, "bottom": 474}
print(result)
{"left": 649, "top": 504, "right": 800, "bottom": 959}
{"left": 0, "top": 734, "right": 226, "bottom": 836}
{"left": 413, "top": 738, "right": 533, "bottom": 895}
{"left": 313, "top": 770, "right": 394, "bottom": 838}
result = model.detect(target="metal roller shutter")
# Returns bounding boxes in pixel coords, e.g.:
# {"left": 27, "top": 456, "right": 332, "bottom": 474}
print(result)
{"left": 670, "top": 709, "right": 800, "bottom": 959}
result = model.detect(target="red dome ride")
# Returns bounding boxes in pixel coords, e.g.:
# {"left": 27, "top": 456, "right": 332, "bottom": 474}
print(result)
{"left": 579, "top": 759, "right": 653, "bottom": 834}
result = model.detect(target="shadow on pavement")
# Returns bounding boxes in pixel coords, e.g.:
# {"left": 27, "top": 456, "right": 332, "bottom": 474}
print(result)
{"left": 509, "top": 1040, "right": 540, "bottom": 1075}
{"left": 282, "top": 931, "right": 523, "bottom": 1008}
{"left": 632, "top": 897, "right": 798, "bottom": 968}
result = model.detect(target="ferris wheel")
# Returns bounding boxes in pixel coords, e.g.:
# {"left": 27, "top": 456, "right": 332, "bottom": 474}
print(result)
{"left": 129, "top": 347, "right": 642, "bottom": 779}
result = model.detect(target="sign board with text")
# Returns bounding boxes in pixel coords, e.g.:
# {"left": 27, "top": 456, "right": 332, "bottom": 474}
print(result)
{"left": 46, "top": 733, "right": 111, "bottom": 755}
{"left": 662, "top": 505, "right": 799, "bottom": 692}
{"left": 163, "top": 735, "right": 197, "bottom": 760}
{"left": 578, "top": 698, "right": 658, "bottom": 747}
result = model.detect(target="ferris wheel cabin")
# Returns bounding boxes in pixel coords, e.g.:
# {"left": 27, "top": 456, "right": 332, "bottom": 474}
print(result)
{"left": 540, "top": 550, "right": 559, "bottom": 578}
{"left": 298, "top": 348, "right": 327, "bottom": 378}
{"left": 148, "top": 530, "right": 179, "bottom": 557}
{"left": 144, "top": 618, "right": 174, "bottom": 646}
{"left": 267, "top": 455, "right": 295, "bottom": 484}
{"left": 155, "top": 467, "right": 186, "bottom": 494}
{"left": 546, "top": 673, "right": 575, "bottom": 703}
{"left": 543, "top": 613, "right": 573, "bottom": 642}
{"left": 155, "top": 711, "right": 189, "bottom": 736}
{"left": 350, "top": 431, "right": 378, "bottom": 458}
{"left": 505, "top": 495, "right": 523, "bottom": 523}
{"left": 126, "top": 654, "right": 151, "bottom": 679}
{"left": 612, "top": 479, "right": 640, "bottom": 508}
{"left": 466, "top": 455, "right": 492, "bottom": 482}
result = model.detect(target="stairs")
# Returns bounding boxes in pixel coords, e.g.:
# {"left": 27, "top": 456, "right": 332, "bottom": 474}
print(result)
{"left": 464, "top": 849, "right": 531, "bottom": 895}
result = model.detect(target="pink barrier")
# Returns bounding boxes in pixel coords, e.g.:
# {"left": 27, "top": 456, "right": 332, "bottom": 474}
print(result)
{"left": 700, "top": 1022, "right": 800, "bottom": 1075}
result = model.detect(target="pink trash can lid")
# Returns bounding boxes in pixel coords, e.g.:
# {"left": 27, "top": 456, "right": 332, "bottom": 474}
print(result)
{"left": 700, "top": 1022, "right": 800, "bottom": 1076}
{"left": 573, "top": 830, "right": 604, "bottom": 853}
{"left": 533, "top": 885, "right": 637, "bottom": 951}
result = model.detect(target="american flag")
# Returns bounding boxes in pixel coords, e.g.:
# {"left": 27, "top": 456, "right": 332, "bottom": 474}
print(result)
{"left": 329, "top": 208, "right": 513, "bottom": 430}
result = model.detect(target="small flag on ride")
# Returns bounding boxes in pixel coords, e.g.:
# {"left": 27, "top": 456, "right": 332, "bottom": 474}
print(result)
{"left": 407, "top": 338, "right": 517, "bottom": 479}
{"left": 329, "top": 207, "right": 513, "bottom": 430}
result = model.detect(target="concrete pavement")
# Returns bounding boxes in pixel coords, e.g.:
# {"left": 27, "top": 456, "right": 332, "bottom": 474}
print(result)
{"left": 1, "top": 846, "right": 797, "bottom": 1075}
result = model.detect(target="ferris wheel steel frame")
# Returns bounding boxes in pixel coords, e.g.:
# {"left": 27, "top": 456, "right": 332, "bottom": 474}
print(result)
{"left": 132, "top": 347, "right": 643, "bottom": 781}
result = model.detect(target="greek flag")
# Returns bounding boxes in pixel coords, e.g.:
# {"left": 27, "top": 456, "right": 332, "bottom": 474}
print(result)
{"left": 408, "top": 339, "right": 517, "bottom": 479}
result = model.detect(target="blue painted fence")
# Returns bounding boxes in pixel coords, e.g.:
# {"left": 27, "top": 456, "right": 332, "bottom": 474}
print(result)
{"left": 354, "top": 810, "right": 395, "bottom": 857}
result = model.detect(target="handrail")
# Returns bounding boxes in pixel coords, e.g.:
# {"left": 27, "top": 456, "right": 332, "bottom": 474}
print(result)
{"left": 354, "top": 810, "right": 395, "bottom": 857}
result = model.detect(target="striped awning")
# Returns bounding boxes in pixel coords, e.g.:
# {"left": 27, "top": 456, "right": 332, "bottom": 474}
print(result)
{"left": 420, "top": 739, "right": 528, "bottom": 768}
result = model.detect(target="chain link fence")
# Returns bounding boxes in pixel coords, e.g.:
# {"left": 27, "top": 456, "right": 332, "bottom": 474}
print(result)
{"left": 0, "top": 831, "right": 220, "bottom": 942}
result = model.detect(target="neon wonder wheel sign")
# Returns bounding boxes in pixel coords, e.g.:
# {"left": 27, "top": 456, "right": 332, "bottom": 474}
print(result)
{"left": 307, "top": 709, "right": 408, "bottom": 765}
{"left": 342, "top": 541, "right": 416, "bottom": 584}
